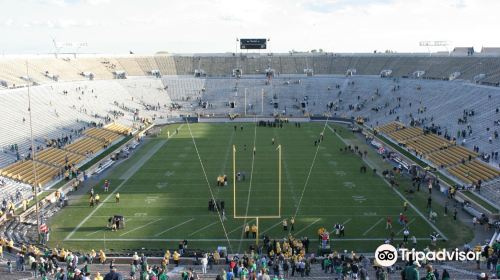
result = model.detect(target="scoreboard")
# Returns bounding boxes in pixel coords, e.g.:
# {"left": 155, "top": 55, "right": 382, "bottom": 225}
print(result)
{"left": 240, "top": 39, "right": 267, "bottom": 50}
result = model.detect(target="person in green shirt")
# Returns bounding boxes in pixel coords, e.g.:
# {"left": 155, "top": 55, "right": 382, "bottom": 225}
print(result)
{"left": 442, "top": 269, "right": 450, "bottom": 280}
{"left": 130, "top": 263, "right": 136, "bottom": 279}
{"left": 158, "top": 269, "right": 169, "bottom": 280}
{"left": 424, "top": 264, "right": 436, "bottom": 280}
{"left": 493, "top": 241, "right": 500, "bottom": 252}
{"left": 323, "top": 258, "right": 332, "bottom": 272}
{"left": 404, "top": 261, "right": 421, "bottom": 280}
{"left": 140, "top": 269, "right": 149, "bottom": 280}
{"left": 241, "top": 267, "right": 249, "bottom": 279}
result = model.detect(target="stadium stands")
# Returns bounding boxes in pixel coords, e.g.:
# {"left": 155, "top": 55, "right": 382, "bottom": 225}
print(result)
{"left": 376, "top": 121, "right": 500, "bottom": 184}
{"left": 405, "top": 134, "right": 451, "bottom": 154}
{"left": 64, "top": 136, "right": 108, "bottom": 156}
{"left": 374, "top": 121, "right": 404, "bottom": 134}
{"left": 387, "top": 127, "right": 424, "bottom": 143}
{"left": 448, "top": 160, "right": 500, "bottom": 184}
{"left": 0, "top": 160, "right": 58, "bottom": 185}
{"left": 0, "top": 54, "right": 498, "bottom": 87}
{"left": 84, "top": 127, "right": 121, "bottom": 143}
{"left": 427, "top": 145, "right": 477, "bottom": 167}
{"left": 105, "top": 122, "right": 133, "bottom": 135}
{"left": 35, "top": 147, "right": 85, "bottom": 168}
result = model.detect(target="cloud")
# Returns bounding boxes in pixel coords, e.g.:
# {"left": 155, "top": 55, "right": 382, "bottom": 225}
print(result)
{"left": 81, "top": 0, "right": 111, "bottom": 5}
{"left": 300, "top": 0, "right": 393, "bottom": 13}
{"left": 1, "top": 0, "right": 500, "bottom": 54}
{"left": 20, "top": 18, "right": 101, "bottom": 29}
{"left": 2, "top": 18, "right": 14, "bottom": 27}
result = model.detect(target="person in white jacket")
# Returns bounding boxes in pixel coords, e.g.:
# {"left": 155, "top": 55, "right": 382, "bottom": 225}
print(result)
{"left": 201, "top": 254, "right": 208, "bottom": 274}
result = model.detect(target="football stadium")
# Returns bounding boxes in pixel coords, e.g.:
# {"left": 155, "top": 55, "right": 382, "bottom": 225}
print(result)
{"left": 1, "top": 1, "right": 500, "bottom": 279}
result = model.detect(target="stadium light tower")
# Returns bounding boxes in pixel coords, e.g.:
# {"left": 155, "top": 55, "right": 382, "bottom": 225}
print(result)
{"left": 25, "top": 61, "right": 41, "bottom": 243}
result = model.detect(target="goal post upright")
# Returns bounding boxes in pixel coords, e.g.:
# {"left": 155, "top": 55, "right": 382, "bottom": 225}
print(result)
{"left": 233, "top": 145, "right": 236, "bottom": 218}
{"left": 277, "top": 144, "right": 281, "bottom": 218}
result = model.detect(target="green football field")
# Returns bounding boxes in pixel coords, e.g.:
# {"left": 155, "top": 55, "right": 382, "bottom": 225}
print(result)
{"left": 48, "top": 122, "right": 469, "bottom": 254}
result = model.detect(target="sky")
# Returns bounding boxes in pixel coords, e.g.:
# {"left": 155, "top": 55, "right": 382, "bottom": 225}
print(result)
{"left": 1, "top": 0, "right": 499, "bottom": 55}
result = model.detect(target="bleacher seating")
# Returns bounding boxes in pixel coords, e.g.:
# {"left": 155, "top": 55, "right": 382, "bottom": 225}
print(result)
{"left": 0, "top": 160, "right": 58, "bottom": 185}
{"left": 376, "top": 121, "right": 500, "bottom": 184}
{"left": 84, "top": 127, "right": 121, "bottom": 143}
{"left": 36, "top": 147, "right": 85, "bottom": 167}
{"left": 64, "top": 137, "right": 107, "bottom": 156}
{"left": 387, "top": 127, "right": 424, "bottom": 143}
{"left": 375, "top": 121, "right": 404, "bottom": 134}
{"left": 0, "top": 176, "right": 32, "bottom": 202}
{"left": 105, "top": 123, "right": 132, "bottom": 135}
{"left": 405, "top": 134, "right": 451, "bottom": 154}
{"left": 427, "top": 145, "right": 477, "bottom": 167}
{"left": 448, "top": 160, "right": 500, "bottom": 184}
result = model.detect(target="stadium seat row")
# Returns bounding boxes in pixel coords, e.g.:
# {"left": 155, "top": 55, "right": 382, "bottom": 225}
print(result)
{"left": 35, "top": 147, "right": 86, "bottom": 168}
{"left": 448, "top": 160, "right": 500, "bottom": 184}
{"left": 387, "top": 127, "right": 424, "bottom": 142}
{"left": 375, "top": 122, "right": 405, "bottom": 134}
{"left": 84, "top": 127, "right": 120, "bottom": 143}
{"left": 405, "top": 134, "right": 451, "bottom": 154}
{"left": 0, "top": 160, "right": 58, "bottom": 186}
{"left": 427, "top": 146, "right": 477, "bottom": 167}
{"left": 376, "top": 122, "right": 500, "bottom": 184}
{"left": 105, "top": 123, "right": 132, "bottom": 135}
{"left": 64, "top": 137, "right": 108, "bottom": 155}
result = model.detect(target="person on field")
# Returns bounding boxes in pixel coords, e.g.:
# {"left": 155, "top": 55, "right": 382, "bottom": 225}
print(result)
{"left": 104, "top": 180, "right": 110, "bottom": 192}
{"left": 251, "top": 224, "right": 257, "bottom": 238}
{"left": 95, "top": 194, "right": 100, "bottom": 205}
{"left": 283, "top": 219, "right": 288, "bottom": 231}
{"left": 115, "top": 193, "right": 120, "bottom": 203}
{"left": 403, "top": 228, "right": 410, "bottom": 242}
{"left": 386, "top": 216, "right": 392, "bottom": 229}
{"left": 244, "top": 224, "right": 250, "bottom": 238}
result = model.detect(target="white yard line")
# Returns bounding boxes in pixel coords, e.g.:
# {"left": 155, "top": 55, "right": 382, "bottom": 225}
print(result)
{"left": 119, "top": 218, "right": 162, "bottom": 237}
{"left": 362, "top": 218, "right": 384, "bottom": 236}
{"left": 237, "top": 120, "right": 259, "bottom": 252}
{"left": 342, "top": 218, "right": 352, "bottom": 225}
{"left": 293, "top": 120, "right": 330, "bottom": 218}
{"left": 294, "top": 218, "right": 322, "bottom": 235}
{"left": 68, "top": 237, "right": 433, "bottom": 242}
{"left": 64, "top": 125, "right": 183, "bottom": 241}
{"left": 154, "top": 218, "right": 195, "bottom": 237}
{"left": 188, "top": 221, "right": 219, "bottom": 237}
{"left": 86, "top": 229, "right": 105, "bottom": 237}
{"left": 326, "top": 124, "right": 448, "bottom": 240}
{"left": 90, "top": 214, "right": 422, "bottom": 218}
{"left": 260, "top": 220, "right": 284, "bottom": 235}
{"left": 185, "top": 121, "right": 233, "bottom": 252}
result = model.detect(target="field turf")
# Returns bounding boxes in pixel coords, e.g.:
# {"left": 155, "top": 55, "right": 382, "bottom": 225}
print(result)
{"left": 48, "top": 122, "right": 468, "bottom": 254}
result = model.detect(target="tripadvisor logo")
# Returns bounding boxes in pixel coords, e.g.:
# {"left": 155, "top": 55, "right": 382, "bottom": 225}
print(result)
{"left": 375, "top": 244, "right": 398, "bottom": 267}
{"left": 400, "top": 248, "right": 481, "bottom": 262}
{"left": 375, "top": 244, "right": 481, "bottom": 267}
